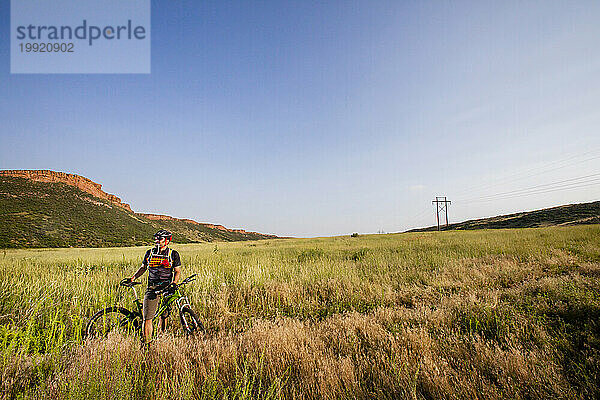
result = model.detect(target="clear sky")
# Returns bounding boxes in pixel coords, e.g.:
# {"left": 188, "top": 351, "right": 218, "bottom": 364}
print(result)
{"left": 1, "top": 1, "right": 600, "bottom": 237}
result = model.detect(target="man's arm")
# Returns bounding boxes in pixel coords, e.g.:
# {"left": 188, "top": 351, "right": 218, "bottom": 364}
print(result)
{"left": 171, "top": 250, "right": 182, "bottom": 284}
{"left": 172, "top": 266, "right": 181, "bottom": 284}
{"left": 131, "top": 250, "right": 150, "bottom": 282}
{"left": 130, "top": 265, "right": 147, "bottom": 282}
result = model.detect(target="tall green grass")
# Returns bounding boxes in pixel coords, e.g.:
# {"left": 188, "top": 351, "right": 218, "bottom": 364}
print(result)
{"left": 1, "top": 225, "right": 599, "bottom": 399}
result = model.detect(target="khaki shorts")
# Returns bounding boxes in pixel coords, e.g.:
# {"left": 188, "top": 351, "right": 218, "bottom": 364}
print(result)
{"left": 143, "top": 286, "right": 170, "bottom": 320}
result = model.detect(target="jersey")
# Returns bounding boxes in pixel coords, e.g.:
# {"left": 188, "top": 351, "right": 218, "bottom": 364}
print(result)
{"left": 142, "top": 247, "right": 181, "bottom": 286}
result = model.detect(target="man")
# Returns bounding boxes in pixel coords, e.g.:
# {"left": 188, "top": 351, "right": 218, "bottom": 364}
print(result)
{"left": 130, "top": 229, "right": 181, "bottom": 343}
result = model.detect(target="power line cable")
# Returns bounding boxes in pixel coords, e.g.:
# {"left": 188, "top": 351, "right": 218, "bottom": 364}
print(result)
{"left": 451, "top": 148, "right": 600, "bottom": 200}
{"left": 455, "top": 173, "right": 600, "bottom": 202}
{"left": 403, "top": 205, "right": 435, "bottom": 230}
{"left": 467, "top": 180, "right": 600, "bottom": 203}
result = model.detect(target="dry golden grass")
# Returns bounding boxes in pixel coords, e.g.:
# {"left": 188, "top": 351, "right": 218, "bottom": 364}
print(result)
{"left": 1, "top": 225, "right": 599, "bottom": 399}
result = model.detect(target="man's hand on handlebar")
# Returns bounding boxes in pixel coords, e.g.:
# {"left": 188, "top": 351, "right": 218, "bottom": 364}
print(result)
{"left": 165, "top": 282, "right": 178, "bottom": 295}
{"left": 119, "top": 278, "right": 141, "bottom": 288}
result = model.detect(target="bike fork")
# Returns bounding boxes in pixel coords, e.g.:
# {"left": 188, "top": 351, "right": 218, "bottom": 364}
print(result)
{"left": 176, "top": 296, "right": 191, "bottom": 310}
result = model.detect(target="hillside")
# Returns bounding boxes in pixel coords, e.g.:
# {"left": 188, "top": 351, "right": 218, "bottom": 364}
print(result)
{"left": 408, "top": 200, "right": 600, "bottom": 232}
{"left": 0, "top": 171, "right": 278, "bottom": 248}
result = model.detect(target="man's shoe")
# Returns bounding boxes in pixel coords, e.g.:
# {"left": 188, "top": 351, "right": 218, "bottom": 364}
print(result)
{"left": 140, "top": 338, "right": 154, "bottom": 351}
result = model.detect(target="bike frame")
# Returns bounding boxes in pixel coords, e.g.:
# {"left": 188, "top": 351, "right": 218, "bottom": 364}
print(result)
{"left": 85, "top": 275, "right": 199, "bottom": 339}
{"left": 127, "top": 281, "right": 193, "bottom": 324}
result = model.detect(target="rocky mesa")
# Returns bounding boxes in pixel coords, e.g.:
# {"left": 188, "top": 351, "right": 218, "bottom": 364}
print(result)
{"left": 0, "top": 170, "right": 133, "bottom": 212}
{"left": 1, "top": 169, "right": 279, "bottom": 241}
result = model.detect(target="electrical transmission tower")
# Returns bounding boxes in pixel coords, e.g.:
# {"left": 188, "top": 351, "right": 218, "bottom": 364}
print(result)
{"left": 432, "top": 196, "right": 451, "bottom": 231}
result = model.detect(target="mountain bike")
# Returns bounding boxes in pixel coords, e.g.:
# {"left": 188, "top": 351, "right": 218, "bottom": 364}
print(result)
{"left": 84, "top": 274, "right": 203, "bottom": 338}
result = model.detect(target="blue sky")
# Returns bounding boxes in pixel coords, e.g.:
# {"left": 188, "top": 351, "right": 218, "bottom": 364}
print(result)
{"left": 1, "top": 1, "right": 600, "bottom": 237}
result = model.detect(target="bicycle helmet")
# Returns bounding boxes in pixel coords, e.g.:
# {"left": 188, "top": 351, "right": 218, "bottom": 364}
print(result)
{"left": 153, "top": 229, "right": 173, "bottom": 241}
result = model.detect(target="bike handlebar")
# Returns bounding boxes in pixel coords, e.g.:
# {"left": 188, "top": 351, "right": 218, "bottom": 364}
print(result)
{"left": 121, "top": 274, "right": 197, "bottom": 294}
{"left": 180, "top": 274, "right": 197, "bottom": 285}
{"left": 119, "top": 278, "right": 141, "bottom": 288}
{"left": 155, "top": 275, "right": 196, "bottom": 295}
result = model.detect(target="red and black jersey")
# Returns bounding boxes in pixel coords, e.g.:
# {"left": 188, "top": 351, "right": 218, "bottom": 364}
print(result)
{"left": 142, "top": 247, "right": 181, "bottom": 286}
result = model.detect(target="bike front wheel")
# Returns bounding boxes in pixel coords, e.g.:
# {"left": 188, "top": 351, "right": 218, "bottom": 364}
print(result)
{"left": 179, "top": 306, "right": 204, "bottom": 335}
{"left": 84, "top": 307, "right": 141, "bottom": 339}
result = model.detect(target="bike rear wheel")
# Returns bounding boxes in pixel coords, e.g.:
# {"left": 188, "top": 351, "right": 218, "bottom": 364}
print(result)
{"left": 179, "top": 306, "right": 204, "bottom": 335}
{"left": 84, "top": 307, "right": 141, "bottom": 339}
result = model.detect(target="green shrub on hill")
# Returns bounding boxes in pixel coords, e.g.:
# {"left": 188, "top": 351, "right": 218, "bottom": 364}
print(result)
{"left": 0, "top": 176, "right": 274, "bottom": 248}
{"left": 410, "top": 201, "right": 600, "bottom": 232}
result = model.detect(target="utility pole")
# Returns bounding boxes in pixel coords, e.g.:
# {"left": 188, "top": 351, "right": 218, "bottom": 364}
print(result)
{"left": 432, "top": 196, "right": 451, "bottom": 231}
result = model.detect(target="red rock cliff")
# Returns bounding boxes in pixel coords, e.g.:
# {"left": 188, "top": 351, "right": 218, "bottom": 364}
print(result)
{"left": 2, "top": 169, "right": 279, "bottom": 239}
{"left": 0, "top": 169, "right": 133, "bottom": 212}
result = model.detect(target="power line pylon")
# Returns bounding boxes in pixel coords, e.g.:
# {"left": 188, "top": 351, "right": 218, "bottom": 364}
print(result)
{"left": 432, "top": 196, "right": 451, "bottom": 231}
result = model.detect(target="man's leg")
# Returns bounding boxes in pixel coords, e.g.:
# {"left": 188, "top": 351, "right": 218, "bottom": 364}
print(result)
{"left": 142, "top": 288, "right": 159, "bottom": 343}
{"left": 144, "top": 319, "right": 153, "bottom": 342}
{"left": 159, "top": 301, "right": 171, "bottom": 333}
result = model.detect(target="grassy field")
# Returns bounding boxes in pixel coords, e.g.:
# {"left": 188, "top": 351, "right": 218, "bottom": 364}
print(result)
{"left": 1, "top": 226, "right": 599, "bottom": 399}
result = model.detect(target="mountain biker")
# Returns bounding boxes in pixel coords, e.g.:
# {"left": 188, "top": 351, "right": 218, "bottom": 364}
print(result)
{"left": 129, "top": 229, "right": 181, "bottom": 344}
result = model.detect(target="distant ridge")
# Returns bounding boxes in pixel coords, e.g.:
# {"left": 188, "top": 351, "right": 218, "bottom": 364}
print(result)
{"left": 0, "top": 170, "right": 279, "bottom": 248}
{"left": 407, "top": 201, "right": 600, "bottom": 232}
{"left": 138, "top": 213, "right": 262, "bottom": 235}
